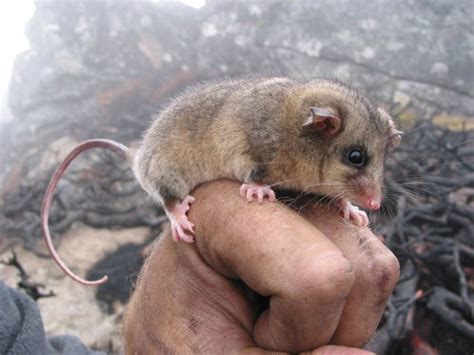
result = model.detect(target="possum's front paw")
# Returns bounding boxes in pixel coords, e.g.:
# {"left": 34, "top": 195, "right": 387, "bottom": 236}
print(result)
{"left": 239, "top": 183, "right": 276, "bottom": 203}
{"left": 337, "top": 198, "right": 369, "bottom": 227}
{"left": 169, "top": 195, "right": 195, "bottom": 243}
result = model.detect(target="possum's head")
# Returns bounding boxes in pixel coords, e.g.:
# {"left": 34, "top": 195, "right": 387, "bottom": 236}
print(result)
{"left": 289, "top": 80, "right": 402, "bottom": 210}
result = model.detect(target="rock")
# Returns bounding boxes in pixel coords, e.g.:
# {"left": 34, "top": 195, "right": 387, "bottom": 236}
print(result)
{"left": 432, "top": 113, "right": 474, "bottom": 131}
{"left": 2, "top": 0, "right": 473, "bottom": 183}
{"left": 197, "top": 0, "right": 474, "bottom": 116}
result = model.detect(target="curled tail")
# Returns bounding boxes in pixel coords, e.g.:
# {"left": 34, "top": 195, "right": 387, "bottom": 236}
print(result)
{"left": 41, "top": 139, "right": 130, "bottom": 286}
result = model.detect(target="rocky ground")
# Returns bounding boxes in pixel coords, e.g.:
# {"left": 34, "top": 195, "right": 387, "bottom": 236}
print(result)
{"left": 0, "top": 1, "right": 472, "bottom": 354}
{"left": 0, "top": 225, "right": 152, "bottom": 353}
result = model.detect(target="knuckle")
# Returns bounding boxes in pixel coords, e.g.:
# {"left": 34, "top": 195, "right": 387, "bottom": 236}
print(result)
{"left": 289, "top": 252, "right": 355, "bottom": 303}
{"left": 364, "top": 251, "right": 400, "bottom": 294}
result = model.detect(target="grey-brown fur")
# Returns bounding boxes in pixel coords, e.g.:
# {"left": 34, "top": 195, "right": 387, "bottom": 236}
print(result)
{"left": 133, "top": 77, "right": 398, "bottom": 210}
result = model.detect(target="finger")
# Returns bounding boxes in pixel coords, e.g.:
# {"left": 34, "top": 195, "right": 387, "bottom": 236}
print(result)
{"left": 180, "top": 232, "right": 194, "bottom": 243}
{"left": 124, "top": 229, "right": 256, "bottom": 353}
{"left": 303, "top": 205, "right": 399, "bottom": 348}
{"left": 188, "top": 180, "right": 354, "bottom": 352}
{"left": 306, "top": 345, "right": 375, "bottom": 355}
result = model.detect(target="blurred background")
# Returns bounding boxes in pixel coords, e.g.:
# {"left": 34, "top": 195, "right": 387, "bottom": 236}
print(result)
{"left": 0, "top": 1, "right": 472, "bottom": 354}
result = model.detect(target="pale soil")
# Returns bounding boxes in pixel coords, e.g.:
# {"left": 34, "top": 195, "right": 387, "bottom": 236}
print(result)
{"left": 0, "top": 224, "right": 150, "bottom": 354}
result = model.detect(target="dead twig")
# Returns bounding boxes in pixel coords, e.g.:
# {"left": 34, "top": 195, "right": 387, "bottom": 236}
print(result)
{"left": 0, "top": 251, "right": 55, "bottom": 301}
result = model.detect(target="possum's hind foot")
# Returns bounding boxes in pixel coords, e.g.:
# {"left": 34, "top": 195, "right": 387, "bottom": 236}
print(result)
{"left": 336, "top": 198, "right": 369, "bottom": 227}
{"left": 168, "top": 195, "right": 195, "bottom": 243}
{"left": 239, "top": 183, "right": 276, "bottom": 203}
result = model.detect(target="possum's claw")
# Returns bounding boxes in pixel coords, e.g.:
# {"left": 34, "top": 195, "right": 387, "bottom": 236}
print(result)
{"left": 169, "top": 195, "right": 195, "bottom": 243}
{"left": 239, "top": 183, "right": 276, "bottom": 203}
{"left": 337, "top": 198, "right": 369, "bottom": 227}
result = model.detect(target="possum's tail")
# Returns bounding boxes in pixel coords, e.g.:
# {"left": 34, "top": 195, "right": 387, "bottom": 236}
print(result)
{"left": 41, "top": 139, "right": 130, "bottom": 286}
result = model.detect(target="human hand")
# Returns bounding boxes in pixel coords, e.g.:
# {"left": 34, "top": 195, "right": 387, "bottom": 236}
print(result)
{"left": 123, "top": 180, "right": 399, "bottom": 354}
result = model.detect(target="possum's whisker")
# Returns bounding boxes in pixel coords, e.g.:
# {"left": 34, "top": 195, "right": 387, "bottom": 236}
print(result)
{"left": 292, "top": 183, "right": 318, "bottom": 206}
{"left": 267, "top": 178, "right": 299, "bottom": 188}
{"left": 277, "top": 181, "right": 346, "bottom": 207}
{"left": 408, "top": 138, "right": 474, "bottom": 164}
{"left": 326, "top": 191, "right": 348, "bottom": 207}
{"left": 300, "top": 183, "right": 352, "bottom": 206}
{"left": 304, "top": 190, "right": 347, "bottom": 212}
{"left": 398, "top": 184, "right": 438, "bottom": 197}
{"left": 270, "top": 179, "right": 348, "bottom": 189}
{"left": 397, "top": 181, "right": 445, "bottom": 187}
{"left": 426, "top": 137, "right": 474, "bottom": 150}
{"left": 397, "top": 181, "right": 447, "bottom": 191}
{"left": 301, "top": 182, "right": 349, "bottom": 190}
{"left": 380, "top": 198, "right": 397, "bottom": 220}
{"left": 400, "top": 123, "right": 429, "bottom": 136}
{"left": 420, "top": 159, "right": 474, "bottom": 169}
{"left": 393, "top": 175, "right": 454, "bottom": 182}
{"left": 387, "top": 184, "right": 428, "bottom": 202}
{"left": 384, "top": 194, "right": 407, "bottom": 216}
{"left": 384, "top": 187, "right": 414, "bottom": 203}
{"left": 390, "top": 179, "right": 451, "bottom": 188}
{"left": 327, "top": 194, "right": 343, "bottom": 207}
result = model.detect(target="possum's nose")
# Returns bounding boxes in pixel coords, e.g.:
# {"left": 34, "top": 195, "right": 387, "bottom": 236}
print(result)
{"left": 351, "top": 176, "right": 382, "bottom": 210}
{"left": 362, "top": 195, "right": 381, "bottom": 210}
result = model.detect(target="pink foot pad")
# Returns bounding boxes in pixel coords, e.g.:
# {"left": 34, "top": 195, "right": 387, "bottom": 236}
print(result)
{"left": 169, "top": 195, "right": 195, "bottom": 243}
{"left": 239, "top": 183, "right": 276, "bottom": 203}
{"left": 337, "top": 199, "right": 369, "bottom": 227}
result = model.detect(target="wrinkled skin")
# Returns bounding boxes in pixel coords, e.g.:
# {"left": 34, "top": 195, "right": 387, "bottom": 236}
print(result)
{"left": 123, "top": 180, "right": 399, "bottom": 354}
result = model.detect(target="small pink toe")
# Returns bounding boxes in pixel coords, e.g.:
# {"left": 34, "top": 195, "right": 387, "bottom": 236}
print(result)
{"left": 239, "top": 183, "right": 277, "bottom": 204}
{"left": 336, "top": 199, "right": 369, "bottom": 227}
{"left": 171, "top": 227, "right": 179, "bottom": 242}
{"left": 354, "top": 211, "right": 368, "bottom": 227}
{"left": 182, "top": 195, "right": 195, "bottom": 207}
{"left": 267, "top": 189, "right": 276, "bottom": 202}
{"left": 170, "top": 219, "right": 195, "bottom": 243}
{"left": 352, "top": 213, "right": 362, "bottom": 226}
{"left": 168, "top": 195, "right": 196, "bottom": 243}
{"left": 246, "top": 188, "right": 254, "bottom": 201}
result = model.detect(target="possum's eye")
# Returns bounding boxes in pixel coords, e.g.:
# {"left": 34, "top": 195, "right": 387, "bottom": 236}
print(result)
{"left": 343, "top": 148, "right": 367, "bottom": 168}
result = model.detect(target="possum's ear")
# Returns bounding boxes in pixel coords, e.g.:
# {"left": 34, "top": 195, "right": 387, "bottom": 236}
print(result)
{"left": 304, "top": 107, "right": 342, "bottom": 136}
{"left": 388, "top": 127, "right": 402, "bottom": 149}
{"left": 378, "top": 108, "right": 402, "bottom": 150}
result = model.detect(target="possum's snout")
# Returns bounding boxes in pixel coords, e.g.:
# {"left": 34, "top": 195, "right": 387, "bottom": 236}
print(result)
{"left": 358, "top": 194, "right": 381, "bottom": 210}
{"left": 350, "top": 175, "right": 382, "bottom": 211}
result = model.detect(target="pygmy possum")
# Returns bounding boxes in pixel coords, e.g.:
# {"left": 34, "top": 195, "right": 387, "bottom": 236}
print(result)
{"left": 41, "top": 77, "right": 402, "bottom": 285}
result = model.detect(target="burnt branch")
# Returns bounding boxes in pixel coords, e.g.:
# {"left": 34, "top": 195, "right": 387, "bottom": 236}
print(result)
{"left": 0, "top": 251, "right": 55, "bottom": 301}
{"left": 373, "top": 119, "right": 474, "bottom": 353}
{"left": 426, "top": 287, "right": 474, "bottom": 340}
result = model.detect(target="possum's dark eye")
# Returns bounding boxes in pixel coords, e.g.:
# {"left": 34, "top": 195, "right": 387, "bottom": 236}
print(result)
{"left": 343, "top": 148, "right": 367, "bottom": 168}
